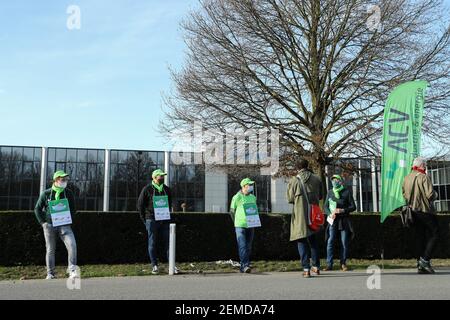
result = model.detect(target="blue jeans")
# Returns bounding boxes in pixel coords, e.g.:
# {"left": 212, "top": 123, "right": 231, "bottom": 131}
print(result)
{"left": 297, "top": 235, "right": 320, "bottom": 271}
{"left": 326, "top": 226, "right": 349, "bottom": 267}
{"left": 42, "top": 223, "right": 77, "bottom": 275}
{"left": 145, "top": 219, "right": 169, "bottom": 267}
{"left": 235, "top": 228, "right": 255, "bottom": 272}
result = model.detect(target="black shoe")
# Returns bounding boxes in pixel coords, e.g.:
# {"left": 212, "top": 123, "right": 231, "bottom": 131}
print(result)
{"left": 418, "top": 258, "right": 435, "bottom": 274}
{"left": 418, "top": 267, "right": 428, "bottom": 274}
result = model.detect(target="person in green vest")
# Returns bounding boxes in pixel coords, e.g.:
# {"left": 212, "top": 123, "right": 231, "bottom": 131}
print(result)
{"left": 230, "top": 178, "right": 259, "bottom": 273}
{"left": 138, "top": 169, "right": 178, "bottom": 275}
{"left": 323, "top": 174, "right": 356, "bottom": 272}
{"left": 34, "top": 170, "right": 78, "bottom": 280}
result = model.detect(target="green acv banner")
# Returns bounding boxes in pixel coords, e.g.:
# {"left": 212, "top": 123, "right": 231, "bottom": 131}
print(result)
{"left": 381, "top": 80, "right": 427, "bottom": 223}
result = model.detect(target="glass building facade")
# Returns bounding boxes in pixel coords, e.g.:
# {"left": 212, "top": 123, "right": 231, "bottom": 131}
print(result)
{"left": 0, "top": 145, "right": 449, "bottom": 213}
{"left": 428, "top": 159, "right": 450, "bottom": 211}
{"left": 109, "top": 150, "right": 165, "bottom": 211}
{"left": 0, "top": 146, "right": 42, "bottom": 210}
{"left": 0, "top": 145, "right": 206, "bottom": 212}
{"left": 227, "top": 167, "right": 272, "bottom": 214}
{"left": 169, "top": 153, "right": 205, "bottom": 212}
{"left": 46, "top": 147, "right": 105, "bottom": 211}
{"left": 326, "top": 158, "right": 380, "bottom": 212}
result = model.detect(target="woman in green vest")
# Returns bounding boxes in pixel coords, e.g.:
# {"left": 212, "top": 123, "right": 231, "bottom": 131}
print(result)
{"left": 230, "top": 178, "right": 259, "bottom": 273}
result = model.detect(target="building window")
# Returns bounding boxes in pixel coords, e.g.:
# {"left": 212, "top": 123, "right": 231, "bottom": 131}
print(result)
{"left": 0, "top": 146, "right": 41, "bottom": 210}
{"left": 46, "top": 148, "right": 104, "bottom": 211}
{"left": 169, "top": 153, "right": 205, "bottom": 212}
{"left": 326, "top": 158, "right": 372, "bottom": 212}
{"left": 428, "top": 160, "right": 450, "bottom": 213}
{"left": 227, "top": 167, "right": 271, "bottom": 213}
{"left": 109, "top": 150, "right": 165, "bottom": 211}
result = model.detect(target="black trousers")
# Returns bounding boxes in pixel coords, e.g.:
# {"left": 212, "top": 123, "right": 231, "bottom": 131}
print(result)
{"left": 413, "top": 212, "right": 439, "bottom": 261}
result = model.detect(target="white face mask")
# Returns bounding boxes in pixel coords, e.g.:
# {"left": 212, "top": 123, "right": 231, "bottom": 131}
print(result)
{"left": 247, "top": 185, "right": 254, "bottom": 193}
{"left": 57, "top": 181, "right": 68, "bottom": 189}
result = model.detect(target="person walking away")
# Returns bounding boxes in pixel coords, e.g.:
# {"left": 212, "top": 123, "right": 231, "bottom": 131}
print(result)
{"left": 403, "top": 157, "right": 439, "bottom": 274}
{"left": 287, "top": 159, "right": 324, "bottom": 278}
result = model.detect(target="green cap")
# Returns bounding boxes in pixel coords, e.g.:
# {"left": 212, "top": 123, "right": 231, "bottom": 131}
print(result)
{"left": 152, "top": 169, "right": 168, "bottom": 178}
{"left": 332, "top": 174, "right": 343, "bottom": 181}
{"left": 53, "top": 170, "right": 69, "bottom": 180}
{"left": 240, "top": 178, "right": 255, "bottom": 188}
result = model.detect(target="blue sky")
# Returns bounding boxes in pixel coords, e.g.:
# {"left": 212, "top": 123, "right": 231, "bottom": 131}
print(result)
{"left": 0, "top": 0, "right": 198, "bottom": 151}
{"left": 0, "top": 1, "right": 448, "bottom": 153}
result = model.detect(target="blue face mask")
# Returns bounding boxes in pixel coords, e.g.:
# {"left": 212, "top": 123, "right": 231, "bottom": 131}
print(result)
{"left": 247, "top": 185, "right": 254, "bottom": 193}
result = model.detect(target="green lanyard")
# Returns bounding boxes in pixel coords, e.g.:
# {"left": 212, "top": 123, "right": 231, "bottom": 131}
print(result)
{"left": 152, "top": 185, "right": 167, "bottom": 197}
{"left": 48, "top": 189, "right": 66, "bottom": 205}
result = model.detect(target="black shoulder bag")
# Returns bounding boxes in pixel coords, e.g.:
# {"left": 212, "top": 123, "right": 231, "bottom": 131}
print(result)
{"left": 400, "top": 173, "right": 419, "bottom": 228}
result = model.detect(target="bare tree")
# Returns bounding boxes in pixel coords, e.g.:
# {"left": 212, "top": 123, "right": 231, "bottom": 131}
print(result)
{"left": 163, "top": 0, "right": 450, "bottom": 180}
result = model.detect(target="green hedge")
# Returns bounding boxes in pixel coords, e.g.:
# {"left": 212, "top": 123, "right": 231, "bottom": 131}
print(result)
{"left": 0, "top": 211, "right": 449, "bottom": 266}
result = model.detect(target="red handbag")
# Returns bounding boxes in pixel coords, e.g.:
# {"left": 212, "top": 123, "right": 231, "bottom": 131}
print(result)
{"left": 298, "top": 177, "right": 325, "bottom": 231}
{"left": 308, "top": 204, "right": 325, "bottom": 231}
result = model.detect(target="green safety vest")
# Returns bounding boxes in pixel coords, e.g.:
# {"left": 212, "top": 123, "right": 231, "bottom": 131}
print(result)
{"left": 230, "top": 191, "right": 257, "bottom": 228}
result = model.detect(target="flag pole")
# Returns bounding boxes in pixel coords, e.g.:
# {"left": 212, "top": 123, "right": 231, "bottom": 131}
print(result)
{"left": 381, "top": 219, "right": 385, "bottom": 271}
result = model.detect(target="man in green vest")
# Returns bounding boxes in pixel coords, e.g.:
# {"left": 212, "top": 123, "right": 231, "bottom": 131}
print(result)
{"left": 230, "top": 178, "right": 260, "bottom": 273}
{"left": 34, "top": 170, "right": 78, "bottom": 280}
{"left": 138, "top": 169, "right": 178, "bottom": 275}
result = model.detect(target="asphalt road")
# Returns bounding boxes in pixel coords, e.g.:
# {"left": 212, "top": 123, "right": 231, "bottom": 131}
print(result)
{"left": 1, "top": 269, "right": 450, "bottom": 300}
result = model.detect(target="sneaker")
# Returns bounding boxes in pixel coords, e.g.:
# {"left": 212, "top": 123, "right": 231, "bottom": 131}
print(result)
{"left": 174, "top": 266, "right": 179, "bottom": 275}
{"left": 45, "top": 274, "right": 56, "bottom": 280}
{"left": 152, "top": 266, "right": 159, "bottom": 275}
{"left": 418, "top": 258, "right": 435, "bottom": 274}
{"left": 341, "top": 265, "right": 349, "bottom": 272}
{"left": 303, "top": 271, "right": 311, "bottom": 278}
{"left": 69, "top": 270, "right": 79, "bottom": 280}
{"left": 311, "top": 267, "right": 320, "bottom": 275}
{"left": 323, "top": 266, "right": 333, "bottom": 271}
{"left": 243, "top": 267, "right": 252, "bottom": 274}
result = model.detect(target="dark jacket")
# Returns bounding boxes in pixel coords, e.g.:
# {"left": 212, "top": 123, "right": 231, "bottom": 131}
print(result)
{"left": 34, "top": 188, "right": 77, "bottom": 225}
{"left": 137, "top": 183, "right": 172, "bottom": 222}
{"left": 324, "top": 187, "right": 356, "bottom": 240}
